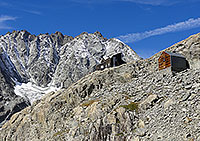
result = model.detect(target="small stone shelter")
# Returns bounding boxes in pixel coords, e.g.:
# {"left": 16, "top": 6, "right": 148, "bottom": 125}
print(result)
{"left": 158, "top": 51, "right": 189, "bottom": 72}
{"left": 95, "top": 53, "right": 126, "bottom": 71}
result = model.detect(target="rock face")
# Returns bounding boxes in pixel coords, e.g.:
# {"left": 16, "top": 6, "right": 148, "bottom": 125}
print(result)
{"left": 0, "top": 30, "right": 140, "bottom": 127}
{"left": 0, "top": 30, "right": 74, "bottom": 87}
{"left": 0, "top": 33, "right": 200, "bottom": 140}
{"left": 0, "top": 30, "right": 140, "bottom": 102}
{"left": 0, "top": 30, "right": 140, "bottom": 88}
{"left": 52, "top": 32, "right": 140, "bottom": 88}
{"left": 0, "top": 69, "right": 29, "bottom": 127}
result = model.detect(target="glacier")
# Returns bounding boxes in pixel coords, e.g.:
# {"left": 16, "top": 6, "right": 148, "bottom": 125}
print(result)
{"left": 14, "top": 82, "right": 60, "bottom": 104}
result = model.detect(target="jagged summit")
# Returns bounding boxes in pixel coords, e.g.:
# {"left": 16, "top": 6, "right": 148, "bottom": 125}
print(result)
{"left": 0, "top": 30, "right": 141, "bottom": 86}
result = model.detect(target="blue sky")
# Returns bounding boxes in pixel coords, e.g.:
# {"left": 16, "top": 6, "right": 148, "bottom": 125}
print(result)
{"left": 0, "top": 0, "right": 200, "bottom": 58}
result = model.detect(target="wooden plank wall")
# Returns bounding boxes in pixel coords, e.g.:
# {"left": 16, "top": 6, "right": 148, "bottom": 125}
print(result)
{"left": 158, "top": 52, "right": 171, "bottom": 70}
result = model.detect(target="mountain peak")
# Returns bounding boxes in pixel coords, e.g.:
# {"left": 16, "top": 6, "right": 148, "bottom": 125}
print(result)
{"left": 94, "top": 31, "right": 104, "bottom": 38}
{"left": 0, "top": 29, "right": 140, "bottom": 103}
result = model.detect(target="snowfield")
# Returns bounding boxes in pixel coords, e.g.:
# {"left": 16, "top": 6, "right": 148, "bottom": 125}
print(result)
{"left": 14, "top": 82, "right": 60, "bottom": 104}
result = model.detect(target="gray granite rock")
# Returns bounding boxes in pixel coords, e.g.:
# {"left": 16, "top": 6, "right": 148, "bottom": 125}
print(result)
{"left": 0, "top": 30, "right": 140, "bottom": 88}
{"left": 0, "top": 69, "right": 30, "bottom": 127}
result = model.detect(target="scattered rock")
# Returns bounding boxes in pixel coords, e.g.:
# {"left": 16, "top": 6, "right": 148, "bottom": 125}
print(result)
{"left": 138, "top": 119, "right": 145, "bottom": 128}
{"left": 140, "top": 94, "right": 158, "bottom": 110}
{"left": 164, "top": 99, "right": 174, "bottom": 109}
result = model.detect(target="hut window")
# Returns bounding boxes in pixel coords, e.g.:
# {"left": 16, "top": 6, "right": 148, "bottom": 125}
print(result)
{"left": 163, "top": 58, "right": 165, "bottom": 62}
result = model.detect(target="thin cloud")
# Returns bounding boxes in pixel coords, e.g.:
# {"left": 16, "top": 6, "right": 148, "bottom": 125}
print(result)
{"left": 70, "top": 0, "right": 200, "bottom": 5}
{"left": 116, "top": 0, "right": 200, "bottom": 6}
{"left": 21, "top": 9, "right": 42, "bottom": 15}
{"left": 0, "top": 15, "right": 16, "bottom": 29}
{"left": 117, "top": 17, "right": 200, "bottom": 43}
{"left": 118, "top": 0, "right": 171, "bottom": 6}
{"left": 0, "top": 2, "right": 42, "bottom": 15}
{"left": 0, "top": 2, "right": 11, "bottom": 7}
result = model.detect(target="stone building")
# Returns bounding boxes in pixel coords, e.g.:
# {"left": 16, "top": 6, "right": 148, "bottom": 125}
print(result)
{"left": 95, "top": 53, "right": 126, "bottom": 71}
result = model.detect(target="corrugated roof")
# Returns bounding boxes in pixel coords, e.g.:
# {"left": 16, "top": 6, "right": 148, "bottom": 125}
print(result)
{"left": 164, "top": 51, "right": 185, "bottom": 58}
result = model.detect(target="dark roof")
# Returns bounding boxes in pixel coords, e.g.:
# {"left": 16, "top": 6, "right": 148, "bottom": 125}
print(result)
{"left": 164, "top": 51, "right": 185, "bottom": 58}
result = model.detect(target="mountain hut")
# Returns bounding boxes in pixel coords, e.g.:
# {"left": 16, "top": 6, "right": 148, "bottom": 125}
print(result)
{"left": 158, "top": 51, "right": 189, "bottom": 72}
{"left": 95, "top": 53, "right": 126, "bottom": 71}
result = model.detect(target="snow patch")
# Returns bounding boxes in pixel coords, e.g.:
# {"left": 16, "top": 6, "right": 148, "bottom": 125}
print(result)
{"left": 14, "top": 82, "right": 60, "bottom": 104}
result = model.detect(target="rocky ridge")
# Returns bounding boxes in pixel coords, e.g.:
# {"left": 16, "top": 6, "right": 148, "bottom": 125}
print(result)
{"left": 145, "top": 33, "right": 200, "bottom": 72}
{"left": 0, "top": 33, "right": 200, "bottom": 140}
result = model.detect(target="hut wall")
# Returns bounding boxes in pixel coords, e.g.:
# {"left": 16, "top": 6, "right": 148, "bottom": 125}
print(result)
{"left": 171, "top": 56, "right": 187, "bottom": 72}
{"left": 158, "top": 52, "right": 171, "bottom": 70}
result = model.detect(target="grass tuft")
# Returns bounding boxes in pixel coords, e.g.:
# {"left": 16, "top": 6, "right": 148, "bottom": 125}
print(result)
{"left": 120, "top": 102, "right": 139, "bottom": 112}
{"left": 81, "top": 99, "right": 100, "bottom": 107}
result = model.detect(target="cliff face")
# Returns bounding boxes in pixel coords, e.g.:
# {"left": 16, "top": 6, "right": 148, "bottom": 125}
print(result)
{"left": 52, "top": 32, "right": 141, "bottom": 89}
{"left": 0, "top": 30, "right": 140, "bottom": 88}
{"left": 0, "top": 30, "right": 140, "bottom": 127}
{"left": 0, "top": 33, "right": 200, "bottom": 140}
{"left": 0, "top": 69, "right": 29, "bottom": 127}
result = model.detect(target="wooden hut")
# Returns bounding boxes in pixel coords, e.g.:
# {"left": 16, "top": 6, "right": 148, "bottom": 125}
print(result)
{"left": 158, "top": 51, "right": 189, "bottom": 72}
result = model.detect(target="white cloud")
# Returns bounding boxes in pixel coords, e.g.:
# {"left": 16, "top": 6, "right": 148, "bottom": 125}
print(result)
{"left": 70, "top": 0, "right": 200, "bottom": 5}
{"left": 0, "top": 2, "right": 12, "bottom": 7}
{"left": 118, "top": 0, "right": 171, "bottom": 6}
{"left": 117, "top": 0, "right": 200, "bottom": 6}
{"left": 21, "top": 9, "right": 42, "bottom": 15}
{"left": 117, "top": 17, "right": 200, "bottom": 43}
{"left": 0, "top": 2, "right": 41, "bottom": 16}
{"left": 0, "top": 15, "right": 16, "bottom": 29}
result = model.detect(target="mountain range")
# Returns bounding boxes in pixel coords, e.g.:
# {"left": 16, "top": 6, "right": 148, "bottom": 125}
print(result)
{"left": 0, "top": 30, "right": 140, "bottom": 126}
{"left": 0, "top": 30, "right": 200, "bottom": 140}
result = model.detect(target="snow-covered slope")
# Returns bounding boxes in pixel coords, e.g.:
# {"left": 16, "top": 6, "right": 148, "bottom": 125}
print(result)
{"left": 0, "top": 30, "right": 141, "bottom": 104}
{"left": 14, "top": 82, "right": 60, "bottom": 104}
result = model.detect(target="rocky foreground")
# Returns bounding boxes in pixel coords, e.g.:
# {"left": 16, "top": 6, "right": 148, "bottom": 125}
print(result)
{"left": 0, "top": 32, "right": 200, "bottom": 140}
{"left": 1, "top": 58, "right": 200, "bottom": 141}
